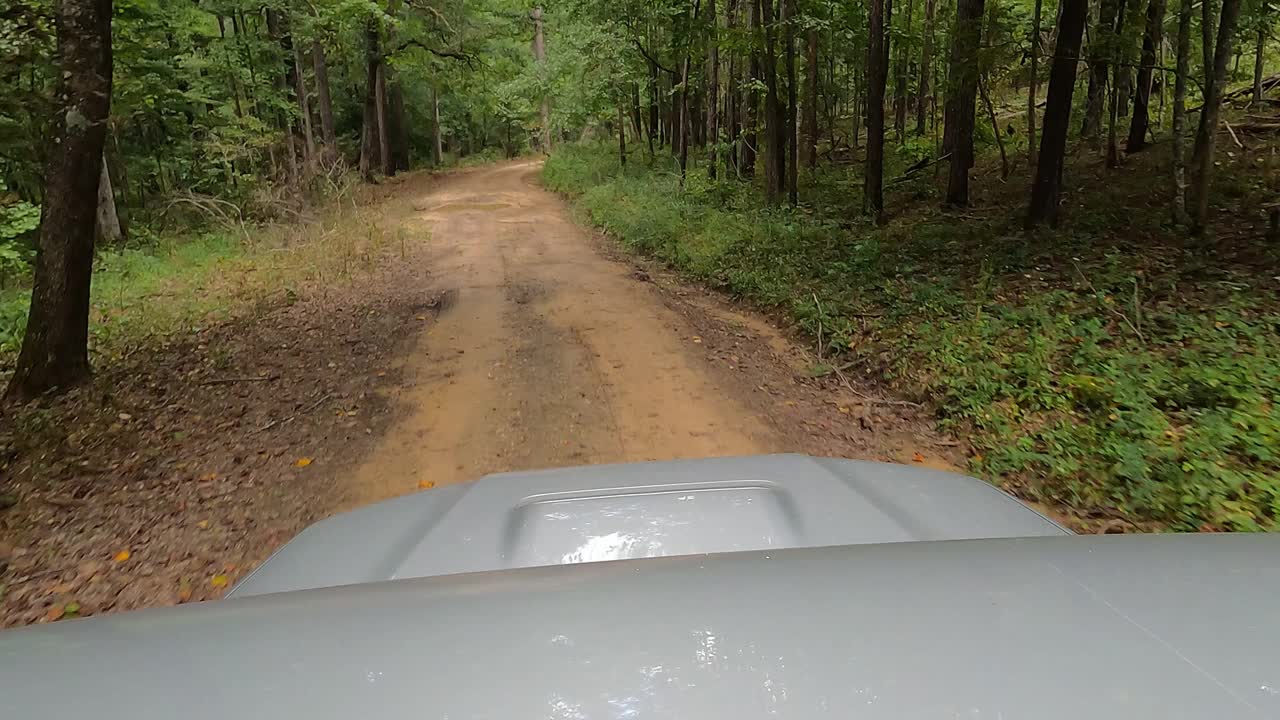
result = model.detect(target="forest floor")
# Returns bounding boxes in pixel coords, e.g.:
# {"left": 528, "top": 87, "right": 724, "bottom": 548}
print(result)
{"left": 0, "top": 159, "right": 959, "bottom": 628}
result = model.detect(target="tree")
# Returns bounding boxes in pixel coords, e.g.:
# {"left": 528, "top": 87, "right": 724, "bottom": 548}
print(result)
{"left": 865, "top": 0, "right": 889, "bottom": 222}
{"left": 1188, "top": 0, "right": 1243, "bottom": 231}
{"left": 1171, "top": 0, "right": 1192, "bottom": 224}
{"left": 1027, "top": 0, "right": 1088, "bottom": 227}
{"left": 803, "top": 25, "right": 818, "bottom": 169}
{"left": 916, "top": 0, "right": 936, "bottom": 136}
{"left": 783, "top": 0, "right": 798, "bottom": 204}
{"left": 1126, "top": 0, "right": 1166, "bottom": 152}
{"left": 943, "top": 0, "right": 985, "bottom": 206}
{"left": 1083, "top": 0, "right": 1121, "bottom": 140}
{"left": 1026, "top": 0, "right": 1042, "bottom": 162}
{"left": 708, "top": 0, "right": 720, "bottom": 178}
{"left": 7, "top": 0, "right": 114, "bottom": 401}
{"left": 762, "top": 0, "right": 785, "bottom": 201}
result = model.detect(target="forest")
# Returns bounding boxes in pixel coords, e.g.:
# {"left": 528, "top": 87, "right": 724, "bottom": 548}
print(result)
{"left": 1, "top": 0, "right": 1278, "bottom": 552}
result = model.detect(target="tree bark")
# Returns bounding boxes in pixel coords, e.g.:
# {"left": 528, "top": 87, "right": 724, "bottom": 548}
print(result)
{"left": 803, "top": 27, "right": 819, "bottom": 169}
{"left": 726, "top": 0, "right": 741, "bottom": 173}
{"left": 387, "top": 78, "right": 410, "bottom": 173}
{"left": 265, "top": 9, "right": 298, "bottom": 182}
{"left": 1171, "top": 0, "right": 1191, "bottom": 223}
{"left": 1252, "top": 27, "right": 1266, "bottom": 106}
{"left": 1189, "top": 0, "right": 1242, "bottom": 231}
{"left": 894, "top": 0, "right": 915, "bottom": 141}
{"left": 679, "top": 55, "right": 692, "bottom": 184}
{"left": 762, "top": 0, "right": 784, "bottom": 201}
{"left": 375, "top": 63, "right": 390, "bottom": 175}
{"left": 1126, "top": 0, "right": 1165, "bottom": 151}
{"left": 7, "top": 0, "right": 113, "bottom": 401}
{"left": 707, "top": 0, "right": 720, "bottom": 179}
{"left": 1083, "top": 0, "right": 1120, "bottom": 139}
{"left": 532, "top": 7, "right": 551, "bottom": 152}
{"left": 944, "top": 0, "right": 985, "bottom": 206}
{"left": 916, "top": 0, "right": 937, "bottom": 136}
{"left": 618, "top": 102, "right": 628, "bottom": 167}
{"left": 742, "top": 0, "right": 761, "bottom": 175}
{"left": 648, "top": 58, "right": 660, "bottom": 154}
{"left": 292, "top": 37, "right": 316, "bottom": 169}
{"left": 865, "top": 0, "right": 888, "bottom": 222}
{"left": 359, "top": 18, "right": 381, "bottom": 180}
{"left": 312, "top": 42, "right": 338, "bottom": 161}
{"left": 783, "top": 0, "right": 797, "bottom": 204}
{"left": 1027, "top": 0, "right": 1087, "bottom": 227}
{"left": 432, "top": 87, "right": 443, "bottom": 165}
{"left": 1105, "top": 0, "right": 1135, "bottom": 167}
{"left": 1200, "top": 0, "right": 1215, "bottom": 82}
{"left": 1027, "top": 0, "right": 1043, "bottom": 162}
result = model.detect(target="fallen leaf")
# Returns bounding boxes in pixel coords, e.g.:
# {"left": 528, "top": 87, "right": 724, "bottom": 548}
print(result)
{"left": 210, "top": 574, "right": 229, "bottom": 588}
{"left": 912, "top": 452, "right": 926, "bottom": 463}
{"left": 113, "top": 550, "right": 131, "bottom": 563}
{"left": 199, "top": 472, "right": 218, "bottom": 482}
{"left": 63, "top": 601, "right": 80, "bottom": 616}
{"left": 45, "top": 605, "right": 65, "bottom": 622}
{"left": 418, "top": 480, "right": 435, "bottom": 490}
{"left": 691, "top": 336, "right": 703, "bottom": 344}
{"left": 196, "top": 520, "right": 210, "bottom": 530}
{"left": 178, "top": 581, "right": 193, "bottom": 603}
{"left": 117, "top": 412, "right": 132, "bottom": 421}
{"left": 294, "top": 457, "right": 313, "bottom": 468}
{"left": 837, "top": 406, "right": 850, "bottom": 414}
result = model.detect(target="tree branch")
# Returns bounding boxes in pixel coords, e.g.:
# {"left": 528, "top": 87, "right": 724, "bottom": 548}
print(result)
{"left": 394, "top": 38, "right": 478, "bottom": 68}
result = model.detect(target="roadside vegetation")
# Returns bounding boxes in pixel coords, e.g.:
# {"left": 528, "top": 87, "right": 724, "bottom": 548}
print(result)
{"left": 546, "top": 137, "right": 1279, "bottom": 532}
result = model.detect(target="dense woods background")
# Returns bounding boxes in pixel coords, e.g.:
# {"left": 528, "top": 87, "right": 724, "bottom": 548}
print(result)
{"left": 1, "top": 0, "right": 1278, "bottom": 530}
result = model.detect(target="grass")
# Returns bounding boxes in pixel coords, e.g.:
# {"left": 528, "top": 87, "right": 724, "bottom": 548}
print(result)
{"left": 544, "top": 136, "right": 1280, "bottom": 532}
{"left": 0, "top": 187, "right": 409, "bottom": 368}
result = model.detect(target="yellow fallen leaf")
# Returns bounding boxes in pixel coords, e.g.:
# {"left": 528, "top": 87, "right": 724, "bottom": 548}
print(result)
{"left": 196, "top": 520, "right": 210, "bottom": 530}
{"left": 838, "top": 406, "right": 850, "bottom": 414}
{"left": 294, "top": 457, "right": 313, "bottom": 468}
{"left": 178, "top": 582, "right": 193, "bottom": 603}
{"left": 113, "top": 550, "right": 131, "bottom": 563}
{"left": 210, "top": 574, "right": 229, "bottom": 588}
{"left": 418, "top": 480, "right": 435, "bottom": 490}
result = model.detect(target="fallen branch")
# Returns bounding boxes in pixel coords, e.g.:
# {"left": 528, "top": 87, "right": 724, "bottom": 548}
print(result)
{"left": 889, "top": 153, "right": 952, "bottom": 185}
{"left": 1223, "top": 120, "right": 1244, "bottom": 148}
{"left": 256, "top": 393, "right": 332, "bottom": 433}
{"left": 200, "top": 375, "right": 279, "bottom": 386}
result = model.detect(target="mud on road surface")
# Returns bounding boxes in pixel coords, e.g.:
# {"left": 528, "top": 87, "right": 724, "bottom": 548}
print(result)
{"left": 341, "top": 160, "right": 960, "bottom": 507}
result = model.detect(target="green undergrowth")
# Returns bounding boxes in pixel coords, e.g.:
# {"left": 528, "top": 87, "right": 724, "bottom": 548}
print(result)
{"left": 1, "top": 200, "right": 406, "bottom": 368}
{"left": 544, "top": 142, "right": 1280, "bottom": 532}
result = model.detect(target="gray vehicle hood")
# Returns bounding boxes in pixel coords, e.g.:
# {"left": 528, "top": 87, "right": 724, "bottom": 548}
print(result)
{"left": 3, "top": 534, "right": 1279, "bottom": 719}
{"left": 231, "top": 454, "right": 1065, "bottom": 596}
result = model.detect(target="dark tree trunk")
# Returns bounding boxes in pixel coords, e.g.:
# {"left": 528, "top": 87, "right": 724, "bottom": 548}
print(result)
{"left": 778, "top": 0, "right": 788, "bottom": 204}
{"left": 1083, "top": 0, "right": 1120, "bottom": 139}
{"left": 618, "top": 102, "right": 628, "bottom": 167}
{"left": 1171, "top": 0, "right": 1191, "bottom": 223}
{"left": 648, "top": 58, "right": 660, "bottom": 154}
{"left": 865, "top": 0, "right": 888, "bottom": 222}
{"left": 1027, "top": 0, "right": 1088, "bottom": 227}
{"left": 727, "top": 0, "right": 740, "bottom": 173}
{"left": 312, "top": 42, "right": 338, "bottom": 161}
{"left": 359, "top": 18, "right": 381, "bottom": 180}
{"left": 894, "top": 0, "right": 915, "bottom": 140}
{"left": 1027, "top": 0, "right": 1043, "bottom": 161}
{"left": 292, "top": 36, "right": 316, "bottom": 169}
{"left": 1189, "top": 0, "right": 1242, "bottom": 231}
{"left": 1126, "top": 0, "right": 1164, "bottom": 151}
{"left": 742, "top": 0, "right": 761, "bottom": 175}
{"left": 387, "top": 78, "right": 410, "bottom": 172}
{"left": 679, "top": 55, "right": 692, "bottom": 183}
{"left": 7, "top": 0, "right": 113, "bottom": 401}
{"left": 803, "top": 27, "right": 819, "bottom": 169}
{"left": 944, "top": 0, "right": 986, "bottom": 206}
{"left": 1201, "top": 0, "right": 1215, "bottom": 82}
{"left": 762, "top": 0, "right": 784, "bottom": 201}
{"left": 916, "top": 0, "right": 937, "bottom": 135}
{"left": 375, "top": 63, "right": 390, "bottom": 175}
{"left": 708, "top": 0, "right": 720, "bottom": 179}
{"left": 265, "top": 9, "right": 298, "bottom": 182}
{"left": 1252, "top": 27, "right": 1266, "bottom": 106}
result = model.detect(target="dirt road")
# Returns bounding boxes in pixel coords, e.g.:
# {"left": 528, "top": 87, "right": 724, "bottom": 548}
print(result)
{"left": 343, "top": 161, "right": 783, "bottom": 505}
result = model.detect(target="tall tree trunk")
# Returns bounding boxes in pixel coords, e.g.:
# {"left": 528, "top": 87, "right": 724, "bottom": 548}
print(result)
{"left": 762, "top": 0, "right": 784, "bottom": 201}
{"left": 96, "top": 154, "right": 122, "bottom": 245}
{"left": 618, "top": 102, "right": 628, "bottom": 167}
{"left": 1201, "top": 0, "right": 1215, "bottom": 81}
{"left": 1171, "top": 0, "right": 1191, "bottom": 223}
{"left": 375, "top": 63, "right": 390, "bottom": 175}
{"left": 266, "top": 9, "right": 298, "bottom": 182}
{"left": 1083, "top": 0, "right": 1120, "bottom": 139}
{"left": 1105, "top": 0, "right": 1135, "bottom": 167}
{"left": 1027, "top": 0, "right": 1087, "bottom": 227}
{"left": 742, "top": 0, "right": 761, "bottom": 175}
{"left": 778, "top": 0, "right": 788, "bottom": 203}
{"left": 532, "top": 7, "right": 551, "bottom": 152}
{"left": 894, "top": 0, "right": 915, "bottom": 141}
{"left": 292, "top": 38, "right": 316, "bottom": 169}
{"left": 1027, "top": 0, "right": 1043, "bottom": 162}
{"left": 1189, "top": 0, "right": 1242, "bottom": 231}
{"left": 865, "top": 0, "right": 888, "bottom": 222}
{"left": 387, "top": 79, "right": 410, "bottom": 172}
{"left": 432, "top": 87, "right": 443, "bottom": 165}
{"left": 7, "top": 0, "right": 113, "bottom": 401}
{"left": 944, "top": 0, "right": 986, "bottom": 206}
{"left": 708, "top": 0, "right": 720, "bottom": 179}
{"left": 648, "top": 58, "right": 660, "bottom": 154}
{"left": 803, "top": 27, "right": 819, "bottom": 168}
{"left": 916, "top": 0, "right": 937, "bottom": 135}
{"left": 359, "top": 18, "right": 381, "bottom": 180}
{"left": 1252, "top": 26, "right": 1266, "bottom": 106}
{"left": 679, "top": 55, "right": 692, "bottom": 184}
{"left": 726, "top": 0, "right": 740, "bottom": 173}
{"left": 312, "top": 42, "right": 337, "bottom": 161}
{"left": 1126, "top": 0, "right": 1165, "bottom": 151}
